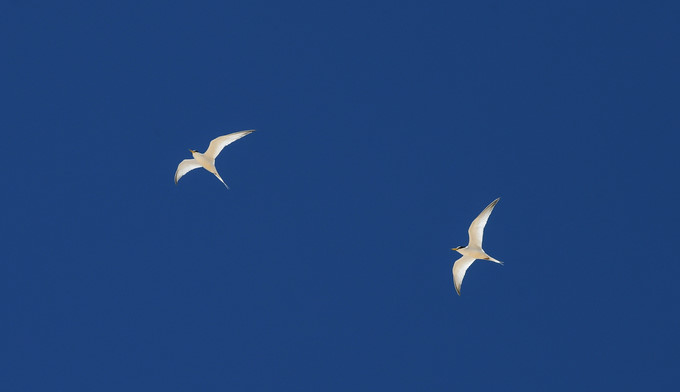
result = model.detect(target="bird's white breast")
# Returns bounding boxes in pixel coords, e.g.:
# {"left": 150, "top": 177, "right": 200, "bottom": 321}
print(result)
{"left": 456, "top": 247, "right": 489, "bottom": 260}
{"left": 191, "top": 152, "right": 215, "bottom": 172}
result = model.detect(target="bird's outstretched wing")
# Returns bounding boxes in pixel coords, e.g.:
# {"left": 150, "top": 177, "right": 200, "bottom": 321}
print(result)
{"left": 175, "top": 159, "right": 202, "bottom": 184}
{"left": 452, "top": 255, "right": 476, "bottom": 295}
{"left": 204, "top": 130, "right": 255, "bottom": 161}
{"left": 467, "top": 198, "right": 500, "bottom": 249}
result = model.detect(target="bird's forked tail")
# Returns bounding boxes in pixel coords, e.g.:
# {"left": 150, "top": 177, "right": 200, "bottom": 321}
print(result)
{"left": 214, "top": 172, "right": 230, "bottom": 190}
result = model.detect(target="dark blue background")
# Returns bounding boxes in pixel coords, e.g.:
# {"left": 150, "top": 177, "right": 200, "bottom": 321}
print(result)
{"left": 3, "top": 1, "right": 679, "bottom": 390}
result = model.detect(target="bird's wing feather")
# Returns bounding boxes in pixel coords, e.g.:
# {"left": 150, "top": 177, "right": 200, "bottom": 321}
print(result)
{"left": 452, "top": 255, "right": 476, "bottom": 295}
{"left": 467, "top": 198, "right": 500, "bottom": 249}
{"left": 204, "top": 130, "right": 254, "bottom": 160}
{"left": 174, "top": 159, "right": 202, "bottom": 184}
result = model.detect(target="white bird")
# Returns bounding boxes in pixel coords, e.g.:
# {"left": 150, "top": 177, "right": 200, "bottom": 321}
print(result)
{"left": 451, "top": 198, "right": 503, "bottom": 295}
{"left": 174, "top": 130, "right": 254, "bottom": 189}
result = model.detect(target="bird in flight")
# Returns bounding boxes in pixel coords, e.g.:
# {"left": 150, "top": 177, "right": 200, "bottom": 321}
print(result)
{"left": 451, "top": 198, "right": 503, "bottom": 295}
{"left": 174, "top": 130, "right": 254, "bottom": 189}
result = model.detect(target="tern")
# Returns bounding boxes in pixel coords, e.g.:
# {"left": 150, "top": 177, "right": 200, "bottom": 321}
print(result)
{"left": 174, "top": 130, "right": 254, "bottom": 189}
{"left": 451, "top": 198, "right": 503, "bottom": 295}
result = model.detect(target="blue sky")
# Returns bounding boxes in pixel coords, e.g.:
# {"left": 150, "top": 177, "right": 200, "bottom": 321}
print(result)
{"left": 3, "top": 1, "right": 679, "bottom": 390}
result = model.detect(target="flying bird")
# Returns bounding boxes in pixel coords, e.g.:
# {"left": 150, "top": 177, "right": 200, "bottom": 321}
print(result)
{"left": 451, "top": 198, "right": 503, "bottom": 295}
{"left": 174, "top": 130, "right": 254, "bottom": 189}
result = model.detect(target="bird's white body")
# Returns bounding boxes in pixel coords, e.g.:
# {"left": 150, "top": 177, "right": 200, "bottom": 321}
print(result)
{"left": 191, "top": 151, "right": 217, "bottom": 173}
{"left": 174, "top": 130, "right": 254, "bottom": 189}
{"left": 454, "top": 246, "right": 495, "bottom": 261}
{"left": 451, "top": 198, "right": 503, "bottom": 295}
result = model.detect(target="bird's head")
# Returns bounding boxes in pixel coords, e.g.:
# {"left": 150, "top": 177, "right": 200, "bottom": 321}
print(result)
{"left": 451, "top": 246, "right": 465, "bottom": 251}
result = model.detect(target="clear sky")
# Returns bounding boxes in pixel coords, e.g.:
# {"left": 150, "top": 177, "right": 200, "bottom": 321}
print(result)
{"left": 3, "top": 1, "right": 679, "bottom": 390}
